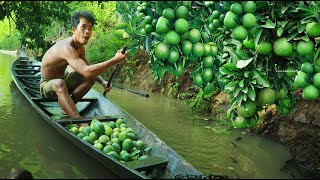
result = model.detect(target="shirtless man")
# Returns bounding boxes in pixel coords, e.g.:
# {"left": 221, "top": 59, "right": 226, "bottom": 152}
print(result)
{"left": 40, "top": 10, "right": 127, "bottom": 119}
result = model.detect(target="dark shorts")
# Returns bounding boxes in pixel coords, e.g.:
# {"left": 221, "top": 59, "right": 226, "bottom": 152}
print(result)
{"left": 40, "top": 66, "right": 85, "bottom": 99}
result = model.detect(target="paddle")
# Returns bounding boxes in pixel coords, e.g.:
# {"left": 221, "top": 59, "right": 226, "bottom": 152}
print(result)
{"left": 103, "top": 45, "right": 127, "bottom": 96}
{"left": 112, "top": 84, "right": 149, "bottom": 97}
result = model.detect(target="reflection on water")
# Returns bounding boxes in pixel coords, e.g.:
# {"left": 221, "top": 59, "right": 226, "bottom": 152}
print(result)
{"left": 1, "top": 52, "right": 301, "bottom": 179}
{"left": 96, "top": 84, "right": 301, "bottom": 179}
{"left": 0, "top": 53, "right": 118, "bottom": 179}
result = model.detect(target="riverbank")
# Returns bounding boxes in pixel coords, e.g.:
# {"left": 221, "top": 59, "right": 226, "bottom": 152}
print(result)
{"left": 0, "top": 49, "right": 17, "bottom": 56}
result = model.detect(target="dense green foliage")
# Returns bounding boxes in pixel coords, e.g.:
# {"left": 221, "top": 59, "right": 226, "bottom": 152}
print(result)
{"left": 115, "top": 1, "right": 320, "bottom": 128}
{"left": 0, "top": 1, "right": 128, "bottom": 64}
{"left": 0, "top": 17, "right": 21, "bottom": 50}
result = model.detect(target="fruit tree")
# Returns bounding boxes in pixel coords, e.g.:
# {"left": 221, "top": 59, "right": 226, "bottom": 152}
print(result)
{"left": 115, "top": 1, "right": 320, "bottom": 128}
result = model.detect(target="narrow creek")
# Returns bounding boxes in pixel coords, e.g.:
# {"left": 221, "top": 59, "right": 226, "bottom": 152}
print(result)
{"left": 0, "top": 52, "right": 300, "bottom": 178}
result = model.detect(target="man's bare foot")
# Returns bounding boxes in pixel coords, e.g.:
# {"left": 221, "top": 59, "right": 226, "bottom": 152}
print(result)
{"left": 61, "top": 109, "right": 67, "bottom": 115}
{"left": 78, "top": 123, "right": 89, "bottom": 127}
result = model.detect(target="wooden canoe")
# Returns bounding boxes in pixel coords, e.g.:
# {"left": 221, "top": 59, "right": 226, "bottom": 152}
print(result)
{"left": 10, "top": 55, "right": 207, "bottom": 179}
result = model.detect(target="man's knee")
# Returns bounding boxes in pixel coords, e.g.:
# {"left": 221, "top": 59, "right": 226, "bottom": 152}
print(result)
{"left": 53, "top": 79, "right": 67, "bottom": 92}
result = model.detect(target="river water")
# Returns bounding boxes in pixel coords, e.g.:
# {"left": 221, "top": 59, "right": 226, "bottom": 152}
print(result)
{"left": 0, "top": 52, "right": 301, "bottom": 179}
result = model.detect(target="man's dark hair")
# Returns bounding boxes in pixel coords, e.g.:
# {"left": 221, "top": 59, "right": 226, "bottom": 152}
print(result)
{"left": 71, "top": 10, "right": 96, "bottom": 28}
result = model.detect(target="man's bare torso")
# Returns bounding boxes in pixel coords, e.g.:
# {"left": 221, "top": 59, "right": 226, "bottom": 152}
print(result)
{"left": 40, "top": 37, "right": 84, "bottom": 79}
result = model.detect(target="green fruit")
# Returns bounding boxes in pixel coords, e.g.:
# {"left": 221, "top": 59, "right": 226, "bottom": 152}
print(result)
{"left": 192, "top": 42, "right": 204, "bottom": 57}
{"left": 173, "top": 63, "right": 184, "bottom": 77}
{"left": 180, "top": 31, "right": 189, "bottom": 41}
{"left": 273, "top": 38, "right": 293, "bottom": 57}
{"left": 82, "top": 136, "right": 93, "bottom": 144}
{"left": 244, "top": 1, "right": 256, "bottom": 13}
{"left": 202, "top": 68, "right": 213, "bottom": 83}
{"left": 108, "top": 121, "right": 116, "bottom": 129}
{"left": 203, "top": 56, "right": 214, "bottom": 67}
{"left": 255, "top": 41, "right": 272, "bottom": 55}
{"left": 115, "top": 118, "right": 125, "bottom": 127}
{"left": 306, "top": 22, "right": 320, "bottom": 38}
{"left": 203, "top": 44, "right": 212, "bottom": 56}
{"left": 122, "top": 138, "right": 134, "bottom": 152}
{"left": 175, "top": 18, "right": 189, "bottom": 34}
{"left": 70, "top": 126, "right": 79, "bottom": 135}
{"left": 236, "top": 100, "right": 257, "bottom": 118}
{"left": 163, "top": 8, "right": 175, "bottom": 20}
{"left": 285, "top": 66, "right": 297, "bottom": 79}
{"left": 193, "top": 72, "right": 204, "bottom": 87}
{"left": 154, "top": 42, "right": 169, "bottom": 59}
{"left": 106, "top": 151, "right": 120, "bottom": 160}
{"left": 93, "top": 122, "right": 105, "bottom": 134}
{"left": 212, "top": 10, "right": 220, "bottom": 19}
{"left": 98, "top": 135, "right": 110, "bottom": 146}
{"left": 93, "top": 143, "right": 104, "bottom": 151}
{"left": 243, "top": 37, "right": 255, "bottom": 49}
{"left": 293, "top": 74, "right": 308, "bottom": 89}
{"left": 232, "top": 116, "right": 247, "bottom": 129}
{"left": 168, "top": 49, "right": 180, "bottom": 64}
{"left": 182, "top": 40, "right": 193, "bottom": 55}
{"left": 313, "top": 72, "right": 320, "bottom": 88}
{"left": 103, "top": 144, "right": 115, "bottom": 154}
{"left": 301, "top": 62, "right": 314, "bottom": 74}
{"left": 176, "top": 5, "right": 189, "bottom": 19}
{"left": 302, "top": 85, "right": 319, "bottom": 100}
{"left": 77, "top": 132, "right": 85, "bottom": 139}
{"left": 258, "top": 88, "right": 276, "bottom": 106}
{"left": 156, "top": 16, "right": 170, "bottom": 34}
{"left": 212, "top": 19, "right": 220, "bottom": 28}
{"left": 189, "top": 29, "right": 201, "bottom": 43}
{"left": 232, "top": 26, "right": 248, "bottom": 41}
{"left": 164, "top": 31, "right": 181, "bottom": 46}
{"left": 203, "top": 83, "right": 216, "bottom": 95}
{"left": 230, "top": 3, "right": 243, "bottom": 14}
{"left": 118, "top": 131, "right": 128, "bottom": 142}
{"left": 211, "top": 45, "right": 218, "bottom": 56}
{"left": 224, "top": 11, "right": 237, "bottom": 29}
{"left": 242, "top": 13, "right": 256, "bottom": 29}
{"left": 297, "top": 40, "right": 315, "bottom": 56}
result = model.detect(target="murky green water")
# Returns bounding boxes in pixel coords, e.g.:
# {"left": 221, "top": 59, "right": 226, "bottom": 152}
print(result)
{"left": 0, "top": 52, "right": 300, "bottom": 179}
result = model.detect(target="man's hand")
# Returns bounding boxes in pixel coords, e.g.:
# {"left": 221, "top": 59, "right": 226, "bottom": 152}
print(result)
{"left": 102, "top": 81, "right": 112, "bottom": 93}
{"left": 113, "top": 47, "right": 128, "bottom": 64}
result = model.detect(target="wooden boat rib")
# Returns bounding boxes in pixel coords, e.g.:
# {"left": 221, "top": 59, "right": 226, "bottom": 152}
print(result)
{"left": 10, "top": 55, "right": 208, "bottom": 179}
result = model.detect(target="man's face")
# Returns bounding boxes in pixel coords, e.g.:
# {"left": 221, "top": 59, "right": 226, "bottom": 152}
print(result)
{"left": 72, "top": 17, "right": 93, "bottom": 45}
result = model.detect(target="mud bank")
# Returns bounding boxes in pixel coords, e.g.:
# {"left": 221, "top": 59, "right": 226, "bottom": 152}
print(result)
{"left": 259, "top": 98, "right": 320, "bottom": 178}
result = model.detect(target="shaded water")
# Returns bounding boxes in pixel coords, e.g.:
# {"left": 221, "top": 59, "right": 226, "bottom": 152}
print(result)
{"left": 97, "top": 85, "right": 301, "bottom": 179}
{"left": 0, "top": 52, "right": 300, "bottom": 179}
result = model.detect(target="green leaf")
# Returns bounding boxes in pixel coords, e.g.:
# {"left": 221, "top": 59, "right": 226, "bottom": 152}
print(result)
{"left": 239, "top": 79, "right": 244, "bottom": 88}
{"left": 145, "top": 36, "right": 152, "bottom": 53}
{"left": 236, "top": 58, "right": 254, "bottom": 69}
{"left": 297, "top": 22, "right": 305, "bottom": 33}
{"left": 248, "top": 87, "right": 256, "bottom": 101}
{"left": 261, "top": 19, "right": 276, "bottom": 29}
{"left": 236, "top": 50, "right": 249, "bottom": 59}
{"left": 254, "top": 70, "right": 270, "bottom": 87}
{"left": 234, "top": 86, "right": 242, "bottom": 97}
{"left": 281, "top": 5, "right": 289, "bottom": 14}
{"left": 254, "top": 28, "right": 263, "bottom": 45}
{"left": 277, "top": 27, "right": 284, "bottom": 37}
{"left": 278, "top": 20, "right": 289, "bottom": 27}
{"left": 287, "top": 31, "right": 299, "bottom": 41}
{"left": 241, "top": 86, "right": 248, "bottom": 94}
{"left": 244, "top": 71, "right": 250, "bottom": 78}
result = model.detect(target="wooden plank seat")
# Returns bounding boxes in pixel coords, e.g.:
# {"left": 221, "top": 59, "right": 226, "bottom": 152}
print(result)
{"left": 14, "top": 67, "right": 40, "bottom": 71}
{"left": 125, "top": 156, "right": 169, "bottom": 171}
{"left": 33, "top": 97, "right": 99, "bottom": 116}
{"left": 56, "top": 116, "right": 118, "bottom": 126}
{"left": 16, "top": 74, "right": 41, "bottom": 79}
{"left": 16, "top": 64, "right": 41, "bottom": 68}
